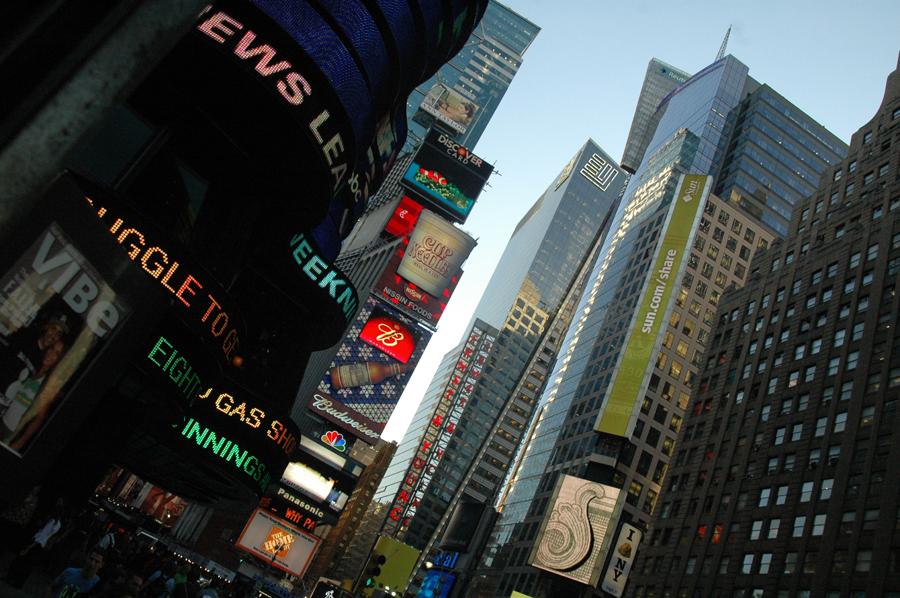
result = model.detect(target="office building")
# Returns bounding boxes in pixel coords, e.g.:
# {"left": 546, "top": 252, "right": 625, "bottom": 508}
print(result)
{"left": 377, "top": 140, "right": 626, "bottom": 564}
{"left": 621, "top": 58, "right": 691, "bottom": 174}
{"left": 632, "top": 55, "right": 900, "bottom": 598}
{"left": 406, "top": 0, "right": 540, "bottom": 152}
{"left": 714, "top": 85, "right": 846, "bottom": 236}
{"left": 474, "top": 55, "right": 846, "bottom": 598}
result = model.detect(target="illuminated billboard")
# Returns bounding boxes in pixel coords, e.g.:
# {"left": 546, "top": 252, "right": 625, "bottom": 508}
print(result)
{"left": 374, "top": 244, "right": 460, "bottom": 328}
{"left": 383, "top": 324, "right": 495, "bottom": 535}
{"left": 235, "top": 508, "right": 320, "bottom": 577}
{"left": 0, "top": 224, "right": 128, "bottom": 456}
{"left": 396, "top": 210, "right": 475, "bottom": 297}
{"left": 419, "top": 83, "right": 479, "bottom": 134}
{"left": 600, "top": 522, "right": 643, "bottom": 597}
{"left": 417, "top": 570, "right": 456, "bottom": 598}
{"left": 401, "top": 130, "right": 493, "bottom": 223}
{"left": 595, "top": 174, "right": 710, "bottom": 438}
{"left": 383, "top": 196, "right": 423, "bottom": 238}
{"left": 307, "top": 297, "right": 430, "bottom": 443}
{"left": 528, "top": 475, "right": 621, "bottom": 586}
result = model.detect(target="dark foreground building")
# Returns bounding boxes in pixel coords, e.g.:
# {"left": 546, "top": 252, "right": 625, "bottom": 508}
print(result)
{"left": 632, "top": 55, "right": 900, "bottom": 598}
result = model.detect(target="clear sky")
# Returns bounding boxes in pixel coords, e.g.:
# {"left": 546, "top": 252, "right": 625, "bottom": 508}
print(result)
{"left": 381, "top": 0, "right": 900, "bottom": 442}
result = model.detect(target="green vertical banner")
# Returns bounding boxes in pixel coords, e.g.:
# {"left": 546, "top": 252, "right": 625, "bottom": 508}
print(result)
{"left": 595, "top": 174, "right": 711, "bottom": 437}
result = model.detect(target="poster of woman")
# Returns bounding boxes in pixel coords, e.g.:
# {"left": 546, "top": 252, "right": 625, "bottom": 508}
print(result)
{"left": 0, "top": 224, "right": 126, "bottom": 456}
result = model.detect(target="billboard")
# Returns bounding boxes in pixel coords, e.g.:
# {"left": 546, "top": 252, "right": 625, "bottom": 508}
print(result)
{"left": 419, "top": 83, "right": 479, "bottom": 134}
{"left": 365, "top": 536, "right": 421, "bottom": 596}
{"left": 308, "top": 297, "right": 430, "bottom": 443}
{"left": 401, "top": 130, "right": 492, "bottom": 223}
{"left": 383, "top": 325, "right": 495, "bottom": 535}
{"left": 594, "top": 174, "right": 710, "bottom": 437}
{"left": 0, "top": 224, "right": 128, "bottom": 455}
{"left": 396, "top": 210, "right": 475, "bottom": 297}
{"left": 374, "top": 244, "right": 460, "bottom": 328}
{"left": 235, "top": 508, "right": 320, "bottom": 577}
{"left": 528, "top": 475, "right": 621, "bottom": 587}
{"left": 417, "top": 569, "right": 456, "bottom": 598}
{"left": 384, "top": 195, "right": 423, "bottom": 238}
{"left": 600, "top": 522, "right": 643, "bottom": 597}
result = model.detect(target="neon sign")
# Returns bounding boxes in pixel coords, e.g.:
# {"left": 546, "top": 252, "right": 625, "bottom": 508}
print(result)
{"left": 195, "top": 386, "right": 298, "bottom": 458}
{"left": 288, "top": 233, "right": 358, "bottom": 325}
{"left": 359, "top": 311, "right": 417, "bottom": 363}
{"left": 84, "top": 197, "right": 241, "bottom": 363}
{"left": 179, "top": 417, "right": 271, "bottom": 492}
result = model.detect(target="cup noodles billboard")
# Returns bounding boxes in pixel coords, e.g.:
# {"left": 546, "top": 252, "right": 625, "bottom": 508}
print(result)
{"left": 235, "top": 508, "right": 320, "bottom": 577}
{"left": 307, "top": 297, "right": 430, "bottom": 443}
{"left": 420, "top": 83, "right": 479, "bottom": 134}
{"left": 402, "top": 130, "right": 493, "bottom": 224}
{"left": 375, "top": 244, "right": 460, "bottom": 328}
{"left": 396, "top": 210, "right": 475, "bottom": 298}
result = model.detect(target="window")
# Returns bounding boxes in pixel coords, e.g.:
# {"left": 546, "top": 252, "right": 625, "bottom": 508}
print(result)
{"left": 774, "top": 428, "right": 786, "bottom": 446}
{"left": 820, "top": 479, "right": 834, "bottom": 500}
{"left": 811, "top": 338, "right": 822, "bottom": 354}
{"left": 834, "top": 412, "right": 848, "bottom": 433}
{"left": 776, "top": 485, "right": 788, "bottom": 505}
{"left": 742, "top": 553, "right": 755, "bottom": 574}
{"left": 804, "top": 366, "right": 816, "bottom": 382}
{"left": 867, "top": 243, "right": 879, "bottom": 261}
{"left": 834, "top": 329, "right": 846, "bottom": 347}
{"left": 815, "top": 417, "right": 827, "bottom": 438}
{"left": 793, "top": 516, "right": 806, "bottom": 537}
{"left": 863, "top": 509, "right": 879, "bottom": 530}
{"left": 856, "top": 550, "right": 873, "bottom": 573}
{"left": 847, "top": 351, "right": 859, "bottom": 371}
{"left": 849, "top": 251, "right": 861, "bottom": 269}
{"left": 863, "top": 130, "right": 873, "bottom": 144}
{"left": 784, "top": 552, "right": 798, "bottom": 574}
{"left": 812, "top": 514, "right": 826, "bottom": 536}
{"left": 795, "top": 344, "right": 806, "bottom": 359}
{"left": 750, "top": 520, "right": 763, "bottom": 540}
{"left": 768, "top": 518, "right": 780, "bottom": 539}
{"left": 759, "top": 487, "right": 771, "bottom": 507}
{"left": 800, "top": 481, "right": 814, "bottom": 502}
{"left": 759, "top": 553, "right": 773, "bottom": 575}
{"left": 828, "top": 357, "right": 840, "bottom": 376}
{"left": 791, "top": 423, "right": 803, "bottom": 442}
{"left": 861, "top": 405, "right": 875, "bottom": 427}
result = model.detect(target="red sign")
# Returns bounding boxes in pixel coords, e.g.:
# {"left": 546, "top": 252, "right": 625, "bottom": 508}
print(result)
{"left": 359, "top": 309, "right": 417, "bottom": 363}
{"left": 384, "top": 196, "right": 423, "bottom": 238}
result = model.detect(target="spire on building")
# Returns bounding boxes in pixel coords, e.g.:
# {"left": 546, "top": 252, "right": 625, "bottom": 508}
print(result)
{"left": 716, "top": 25, "right": 732, "bottom": 61}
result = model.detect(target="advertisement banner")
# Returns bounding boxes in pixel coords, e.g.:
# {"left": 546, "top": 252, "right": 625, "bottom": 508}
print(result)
{"left": 401, "top": 131, "right": 492, "bottom": 223}
{"left": 528, "top": 475, "right": 621, "bottom": 587}
{"left": 396, "top": 211, "right": 475, "bottom": 297}
{"left": 600, "top": 523, "right": 643, "bottom": 597}
{"left": 0, "top": 224, "right": 128, "bottom": 456}
{"left": 419, "top": 83, "right": 479, "bottom": 134}
{"left": 375, "top": 246, "right": 460, "bottom": 328}
{"left": 594, "top": 174, "right": 710, "bottom": 437}
{"left": 308, "top": 297, "right": 430, "bottom": 443}
{"left": 383, "top": 325, "right": 495, "bottom": 535}
{"left": 235, "top": 508, "right": 320, "bottom": 577}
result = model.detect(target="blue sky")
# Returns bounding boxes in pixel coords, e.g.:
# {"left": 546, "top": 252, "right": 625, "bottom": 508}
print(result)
{"left": 381, "top": 0, "right": 900, "bottom": 441}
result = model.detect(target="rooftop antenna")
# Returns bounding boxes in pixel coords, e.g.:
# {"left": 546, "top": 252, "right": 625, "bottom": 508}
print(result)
{"left": 716, "top": 25, "right": 732, "bottom": 61}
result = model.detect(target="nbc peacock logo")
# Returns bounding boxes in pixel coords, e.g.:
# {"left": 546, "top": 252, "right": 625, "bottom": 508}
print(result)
{"left": 321, "top": 430, "right": 347, "bottom": 452}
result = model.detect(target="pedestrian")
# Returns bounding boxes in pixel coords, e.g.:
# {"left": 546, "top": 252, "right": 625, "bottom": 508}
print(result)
{"left": 3, "top": 497, "right": 66, "bottom": 588}
{"left": 48, "top": 549, "right": 103, "bottom": 597}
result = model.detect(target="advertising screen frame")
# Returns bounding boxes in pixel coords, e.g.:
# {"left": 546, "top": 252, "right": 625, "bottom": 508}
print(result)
{"left": 235, "top": 508, "right": 320, "bottom": 577}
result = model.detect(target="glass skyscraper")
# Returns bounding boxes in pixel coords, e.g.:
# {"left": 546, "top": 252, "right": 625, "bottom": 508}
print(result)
{"left": 475, "top": 55, "right": 847, "bottom": 598}
{"left": 621, "top": 58, "right": 691, "bottom": 174}
{"left": 405, "top": 0, "right": 540, "bottom": 152}
{"left": 376, "top": 140, "right": 627, "bottom": 558}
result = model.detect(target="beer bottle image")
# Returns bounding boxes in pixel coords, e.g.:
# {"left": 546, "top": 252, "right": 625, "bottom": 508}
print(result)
{"left": 329, "top": 362, "right": 409, "bottom": 389}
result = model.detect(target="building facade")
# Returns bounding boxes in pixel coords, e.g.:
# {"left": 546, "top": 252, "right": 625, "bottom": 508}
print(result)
{"left": 473, "top": 55, "right": 847, "bottom": 598}
{"left": 376, "top": 140, "right": 627, "bottom": 558}
{"left": 631, "top": 55, "right": 900, "bottom": 598}
{"left": 621, "top": 58, "right": 691, "bottom": 174}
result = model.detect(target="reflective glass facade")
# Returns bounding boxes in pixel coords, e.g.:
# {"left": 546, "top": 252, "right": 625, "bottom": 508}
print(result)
{"left": 379, "top": 141, "right": 626, "bottom": 555}
{"left": 621, "top": 58, "right": 691, "bottom": 174}
{"left": 405, "top": 0, "right": 540, "bottom": 151}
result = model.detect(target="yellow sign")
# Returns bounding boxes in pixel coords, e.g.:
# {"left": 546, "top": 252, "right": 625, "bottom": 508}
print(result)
{"left": 362, "top": 536, "right": 420, "bottom": 597}
{"left": 595, "top": 174, "right": 710, "bottom": 437}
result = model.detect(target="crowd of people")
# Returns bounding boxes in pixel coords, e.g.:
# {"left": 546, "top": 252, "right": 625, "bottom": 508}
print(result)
{"left": 0, "top": 493, "right": 242, "bottom": 597}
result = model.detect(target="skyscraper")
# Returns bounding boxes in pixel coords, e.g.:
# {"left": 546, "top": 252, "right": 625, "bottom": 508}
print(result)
{"left": 621, "top": 58, "right": 691, "bottom": 174}
{"left": 474, "top": 55, "right": 847, "bottom": 598}
{"left": 632, "top": 55, "right": 900, "bottom": 598}
{"left": 405, "top": 0, "right": 540, "bottom": 152}
{"left": 377, "top": 140, "right": 627, "bottom": 557}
